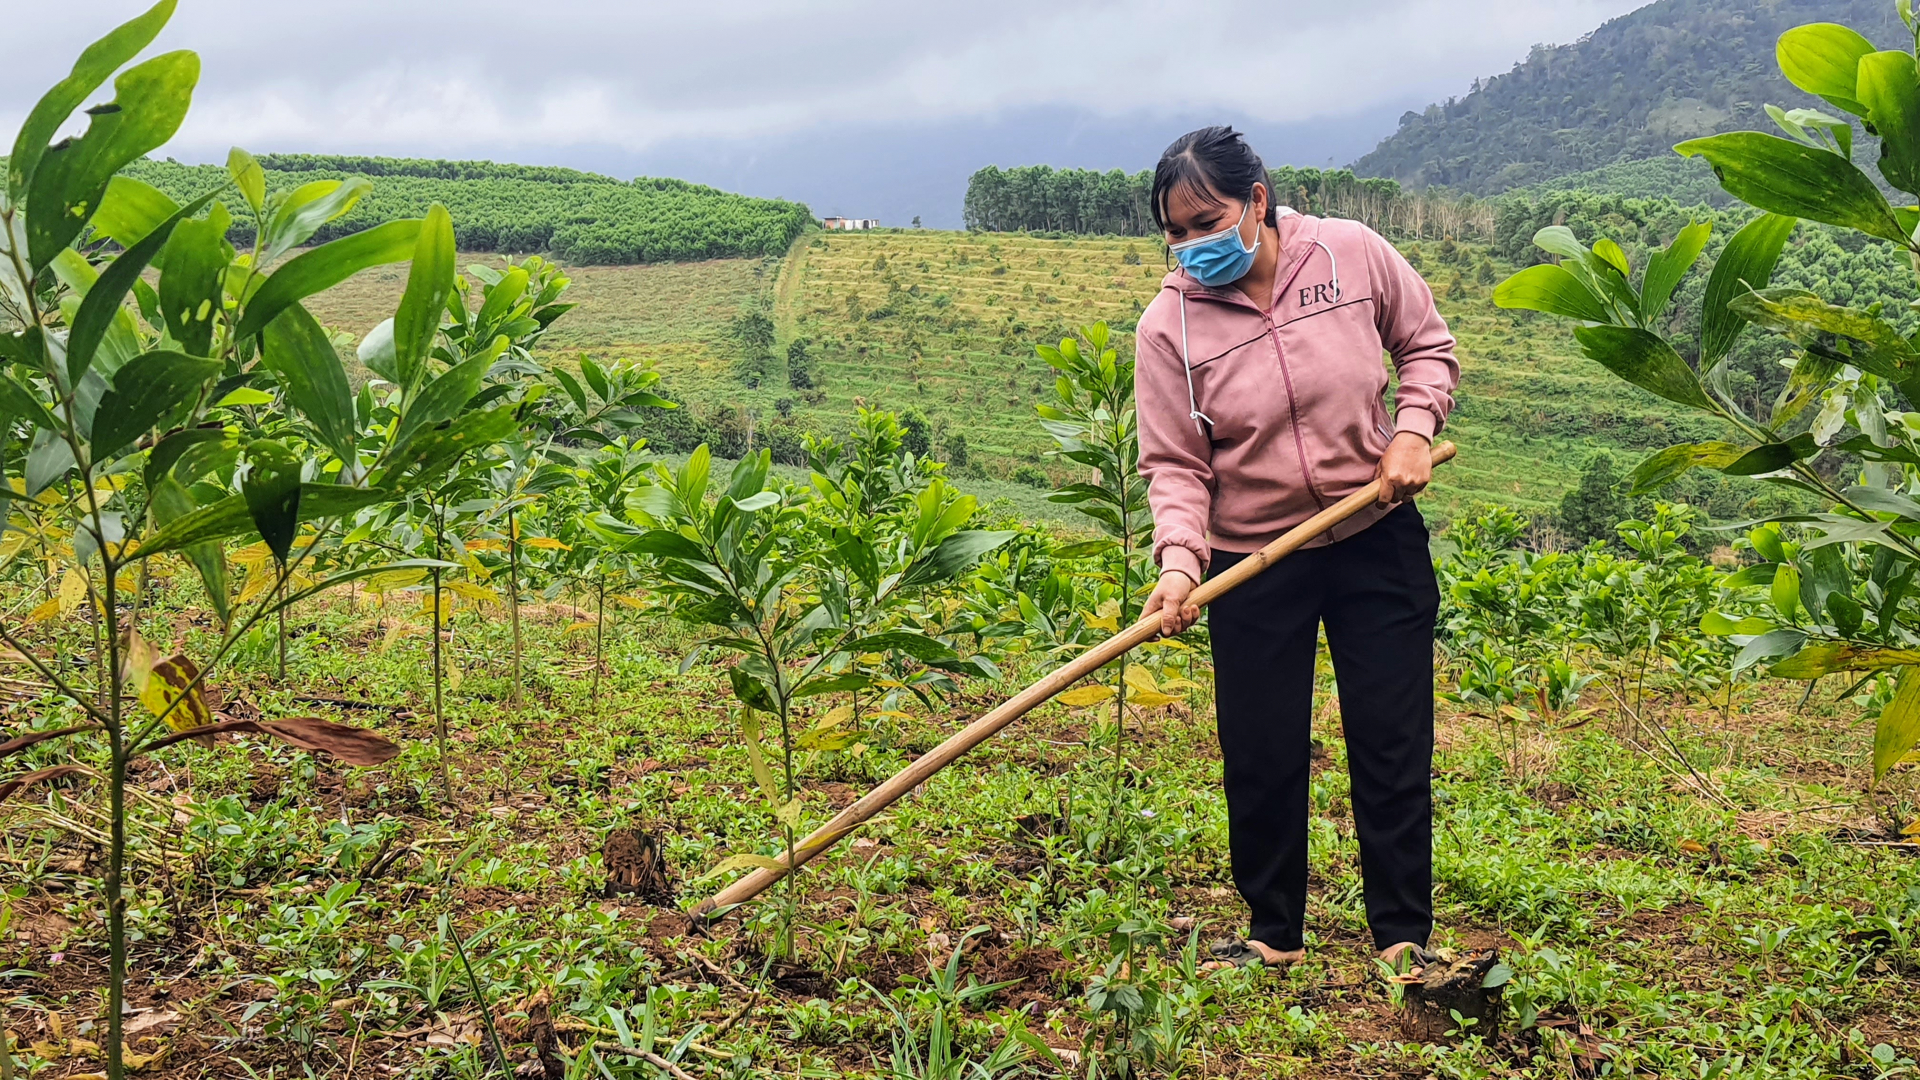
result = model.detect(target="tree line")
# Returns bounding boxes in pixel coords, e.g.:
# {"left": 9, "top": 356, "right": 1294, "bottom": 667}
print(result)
{"left": 964, "top": 163, "right": 1495, "bottom": 242}
{"left": 119, "top": 156, "right": 814, "bottom": 264}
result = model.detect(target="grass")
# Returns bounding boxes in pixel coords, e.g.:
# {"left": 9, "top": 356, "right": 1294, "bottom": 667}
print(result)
{"left": 3, "top": 563, "right": 1918, "bottom": 1077}
{"left": 308, "top": 230, "right": 1720, "bottom": 525}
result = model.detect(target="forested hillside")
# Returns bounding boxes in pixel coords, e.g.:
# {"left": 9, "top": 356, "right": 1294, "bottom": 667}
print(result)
{"left": 116, "top": 154, "right": 814, "bottom": 264}
{"left": 1354, "top": 0, "right": 1909, "bottom": 193}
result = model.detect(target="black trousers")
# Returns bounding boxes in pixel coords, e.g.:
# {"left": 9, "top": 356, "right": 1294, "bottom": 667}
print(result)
{"left": 1206, "top": 503, "right": 1438, "bottom": 952}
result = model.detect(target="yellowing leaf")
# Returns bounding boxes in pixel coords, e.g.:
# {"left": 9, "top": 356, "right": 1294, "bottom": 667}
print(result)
{"left": 1058, "top": 685, "right": 1116, "bottom": 708}
{"left": 119, "top": 628, "right": 159, "bottom": 696}
{"left": 0, "top": 534, "right": 28, "bottom": 566}
{"left": 1084, "top": 614, "right": 1120, "bottom": 632}
{"left": 775, "top": 797, "right": 805, "bottom": 828}
{"left": 1903, "top": 818, "right": 1920, "bottom": 837}
{"left": 27, "top": 598, "right": 60, "bottom": 624}
{"left": 612, "top": 594, "right": 646, "bottom": 609}
{"left": 1124, "top": 689, "right": 1181, "bottom": 708}
{"left": 463, "top": 538, "right": 504, "bottom": 552}
{"left": 362, "top": 567, "right": 428, "bottom": 595}
{"left": 237, "top": 570, "right": 278, "bottom": 604}
{"left": 1876, "top": 665, "right": 1920, "bottom": 782}
{"left": 445, "top": 580, "right": 501, "bottom": 605}
{"left": 1122, "top": 665, "right": 1164, "bottom": 696}
{"left": 58, "top": 569, "right": 88, "bottom": 615}
{"left": 1679, "top": 838, "right": 1707, "bottom": 854}
{"left": 139, "top": 655, "right": 213, "bottom": 733}
{"left": 381, "top": 620, "right": 424, "bottom": 653}
{"left": 523, "top": 536, "right": 571, "bottom": 551}
{"left": 693, "top": 852, "right": 787, "bottom": 882}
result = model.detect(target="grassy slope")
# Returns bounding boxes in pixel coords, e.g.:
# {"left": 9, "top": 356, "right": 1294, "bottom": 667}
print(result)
{"left": 8, "top": 576, "right": 1915, "bottom": 1077}
{"left": 306, "top": 233, "right": 1710, "bottom": 524}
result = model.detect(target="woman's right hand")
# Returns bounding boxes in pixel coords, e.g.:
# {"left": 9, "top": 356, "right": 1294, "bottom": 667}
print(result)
{"left": 1143, "top": 570, "right": 1201, "bottom": 638}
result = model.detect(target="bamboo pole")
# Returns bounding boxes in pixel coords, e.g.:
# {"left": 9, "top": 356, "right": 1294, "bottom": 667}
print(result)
{"left": 691, "top": 441, "right": 1458, "bottom": 921}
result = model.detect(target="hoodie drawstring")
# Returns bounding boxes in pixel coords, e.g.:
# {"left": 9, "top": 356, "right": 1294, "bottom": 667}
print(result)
{"left": 1178, "top": 223, "right": 1342, "bottom": 440}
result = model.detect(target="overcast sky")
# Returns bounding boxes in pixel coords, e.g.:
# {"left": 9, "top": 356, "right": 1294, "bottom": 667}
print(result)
{"left": 3, "top": 0, "right": 1649, "bottom": 226}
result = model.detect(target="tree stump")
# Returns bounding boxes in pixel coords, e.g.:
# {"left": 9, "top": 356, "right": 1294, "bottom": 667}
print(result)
{"left": 601, "top": 827, "right": 674, "bottom": 903}
{"left": 1398, "top": 948, "right": 1509, "bottom": 1043}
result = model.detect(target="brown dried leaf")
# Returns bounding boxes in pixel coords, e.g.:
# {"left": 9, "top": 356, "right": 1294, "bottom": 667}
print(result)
{"left": 254, "top": 716, "right": 402, "bottom": 766}
{"left": 0, "top": 764, "right": 92, "bottom": 804}
{"left": 0, "top": 723, "right": 102, "bottom": 760}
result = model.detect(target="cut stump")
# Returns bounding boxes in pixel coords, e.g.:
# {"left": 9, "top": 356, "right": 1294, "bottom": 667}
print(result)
{"left": 601, "top": 827, "right": 675, "bottom": 904}
{"left": 1397, "top": 948, "right": 1508, "bottom": 1043}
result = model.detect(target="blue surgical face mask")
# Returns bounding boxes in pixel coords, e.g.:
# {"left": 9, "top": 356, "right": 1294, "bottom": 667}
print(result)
{"left": 1169, "top": 201, "right": 1260, "bottom": 287}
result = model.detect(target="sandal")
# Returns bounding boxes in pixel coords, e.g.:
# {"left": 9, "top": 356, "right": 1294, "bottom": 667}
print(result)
{"left": 1204, "top": 937, "right": 1287, "bottom": 970}
{"left": 1373, "top": 943, "right": 1440, "bottom": 985}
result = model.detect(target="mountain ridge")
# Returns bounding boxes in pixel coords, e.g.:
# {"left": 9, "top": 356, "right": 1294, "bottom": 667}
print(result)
{"left": 1354, "top": 0, "right": 1911, "bottom": 194}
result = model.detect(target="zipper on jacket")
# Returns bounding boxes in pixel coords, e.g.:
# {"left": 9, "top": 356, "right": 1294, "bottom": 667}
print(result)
{"left": 1266, "top": 314, "right": 1329, "bottom": 513}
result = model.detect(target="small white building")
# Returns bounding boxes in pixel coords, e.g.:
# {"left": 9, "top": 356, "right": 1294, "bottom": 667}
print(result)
{"left": 823, "top": 216, "right": 880, "bottom": 230}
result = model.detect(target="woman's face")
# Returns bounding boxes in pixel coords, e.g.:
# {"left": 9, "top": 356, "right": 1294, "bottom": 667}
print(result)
{"left": 1161, "top": 179, "right": 1269, "bottom": 247}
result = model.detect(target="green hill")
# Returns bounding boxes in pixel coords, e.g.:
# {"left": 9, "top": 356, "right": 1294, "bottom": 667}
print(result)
{"left": 1354, "top": 0, "right": 1910, "bottom": 193}
{"left": 117, "top": 154, "right": 813, "bottom": 264}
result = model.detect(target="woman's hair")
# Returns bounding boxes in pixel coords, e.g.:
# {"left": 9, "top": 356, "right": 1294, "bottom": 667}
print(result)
{"left": 1150, "top": 126, "right": 1276, "bottom": 231}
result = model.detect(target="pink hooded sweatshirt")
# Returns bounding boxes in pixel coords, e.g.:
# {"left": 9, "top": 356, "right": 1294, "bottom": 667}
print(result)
{"left": 1136, "top": 210, "right": 1459, "bottom": 584}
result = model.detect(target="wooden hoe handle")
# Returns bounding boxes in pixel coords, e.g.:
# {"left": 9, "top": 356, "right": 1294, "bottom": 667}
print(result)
{"left": 691, "top": 440, "right": 1458, "bottom": 922}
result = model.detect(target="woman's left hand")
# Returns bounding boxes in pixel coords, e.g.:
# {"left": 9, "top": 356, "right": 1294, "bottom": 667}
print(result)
{"left": 1376, "top": 432, "right": 1432, "bottom": 506}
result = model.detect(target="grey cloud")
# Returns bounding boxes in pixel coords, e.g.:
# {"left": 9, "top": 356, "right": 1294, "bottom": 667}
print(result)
{"left": 4, "top": 0, "right": 1646, "bottom": 155}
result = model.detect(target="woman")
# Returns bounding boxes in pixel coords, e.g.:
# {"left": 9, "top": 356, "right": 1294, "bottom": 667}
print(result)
{"left": 1136, "top": 127, "right": 1458, "bottom": 973}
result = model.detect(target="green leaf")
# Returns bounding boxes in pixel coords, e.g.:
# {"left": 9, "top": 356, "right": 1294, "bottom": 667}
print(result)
{"left": 1722, "top": 434, "right": 1819, "bottom": 476}
{"left": 67, "top": 191, "right": 216, "bottom": 386}
{"left": 1773, "top": 563, "right": 1804, "bottom": 622}
{"left": 1735, "top": 627, "right": 1807, "bottom": 673}
{"left": 394, "top": 204, "right": 455, "bottom": 390}
{"left": 156, "top": 212, "right": 230, "bottom": 359}
{"left": 691, "top": 853, "right": 786, "bottom": 883}
{"left": 729, "top": 667, "right": 777, "bottom": 713}
{"left": 89, "top": 176, "right": 179, "bottom": 248}
{"left": 371, "top": 407, "right": 520, "bottom": 487}
{"left": 619, "top": 529, "right": 709, "bottom": 562}
{"left": 233, "top": 219, "right": 423, "bottom": 340}
{"left": 91, "top": 351, "right": 220, "bottom": 457}
{"left": 259, "top": 303, "right": 358, "bottom": 461}
{"left": 1675, "top": 133, "right": 1908, "bottom": 244}
{"left": 1627, "top": 442, "right": 1746, "bottom": 494}
{"left": 357, "top": 318, "right": 399, "bottom": 384}
{"left": 1493, "top": 264, "right": 1611, "bottom": 323}
{"left": 145, "top": 425, "right": 224, "bottom": 489}
{"left": 1701, "top": 214, "right": 1796, "bottom": 369}
{"left": 390, "top": 352, "right": 491, "bottom": 454}
{"left": 1731, "top": 287, "right": 1919, "bottom": 380}
{"left": 1570, "top": 325, "right": 1717, "bottom": 412}
{"left": 1640, "top": 221, "right": 1711, "bottom": 321}
{"left": 1776, "top": 22, "right": 1877, "bottom": 117}
{"left": 149, "top": 474, "right": 227, "bottom": 622}
{"left": 844, "top": 631, "right": 959, "bottom": 663}
{"left": 1701, "top": 611, "right": 1774, "bottom": 636}
{"left": 732, "top": 491, "right": 780, "bottom": 512}
{"left": 242, "top": 441, "right": 302, "bottom": 563}
{"left": 1876, "top": 666, "right": 1920, "bottom": 781}
{"left": 7, "top": 0, "right": 176, "bottom": 203}
{"left": 1828, "top": 592, "right": 1866, "bottom": 637}
{"left": 25, "top": 49, "right": 200, "bottom": 271}
{"left": 898, "top": 529, "right": 1016, "bottom": 589}
{"left": 226, "top": 147, "right": 265, "bottom": 214}
{"left": 260, "top": 178, "right": 373, "bottom": 264}
{"left": 135, "top": 495, "right": 250, "bottom": 559}
{"left": 1859, "top": 51, "right": 1920, "bottom": 196}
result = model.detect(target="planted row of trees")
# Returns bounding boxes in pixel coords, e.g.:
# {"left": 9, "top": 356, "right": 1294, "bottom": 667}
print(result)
{"left": 118, "top": 157, "right": 815, "bottom": 264}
